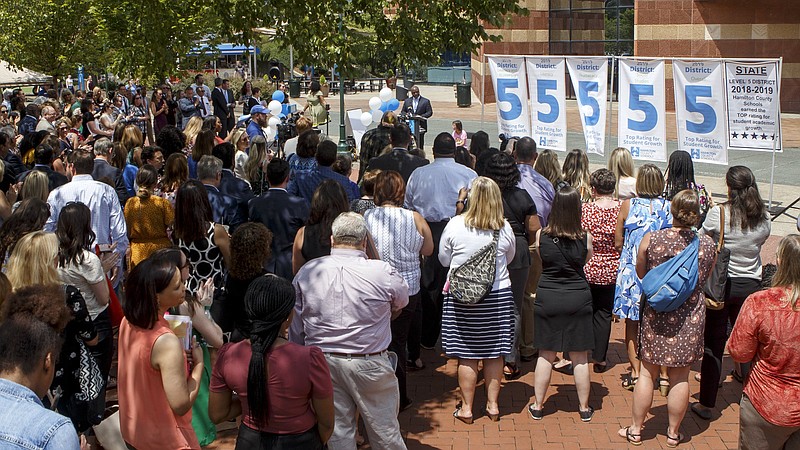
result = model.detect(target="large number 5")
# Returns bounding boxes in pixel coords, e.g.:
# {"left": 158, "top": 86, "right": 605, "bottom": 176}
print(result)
{"left": 628, "top": 84, "right": 657, "bottom": 132}
{"left": 496, "top": 78, "right": 522, "bottom": 121}
{"left": 578, "top": 81, "right": 600, "bottom": 126}
{"left": 536, "top": 80, "right": 559, "bottom": 124}
{"left": 685, "top": 85, "right": 717, "bottom": 134}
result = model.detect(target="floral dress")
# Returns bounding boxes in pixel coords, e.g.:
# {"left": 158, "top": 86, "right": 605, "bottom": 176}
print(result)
{"left": 613, "top": 197, "right": 672, "bottom": 321}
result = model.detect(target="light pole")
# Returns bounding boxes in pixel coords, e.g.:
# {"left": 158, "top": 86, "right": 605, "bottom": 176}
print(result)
{"left": 336, "top": 9, "right": 348, "bottom": 156}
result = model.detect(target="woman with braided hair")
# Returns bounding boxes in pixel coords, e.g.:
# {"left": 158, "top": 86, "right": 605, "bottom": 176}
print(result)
{"left": 209, "top": 274, "right": 334, "bottom": 448}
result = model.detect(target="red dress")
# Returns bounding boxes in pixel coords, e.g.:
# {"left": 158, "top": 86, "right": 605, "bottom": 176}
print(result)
{"left": 581, "top": 201, "right": 621, "bottom": 285}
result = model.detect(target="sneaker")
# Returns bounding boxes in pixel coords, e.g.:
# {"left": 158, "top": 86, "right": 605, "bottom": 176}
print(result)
{"left": 527, "top": 403, "right": 544, "bottom": 420}
{"left": 579, "top": 406, "right": 595, "bottom": 422}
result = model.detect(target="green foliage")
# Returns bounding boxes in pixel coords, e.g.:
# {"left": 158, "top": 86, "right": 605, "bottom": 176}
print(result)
{"left": 605, "top": 7, "right": 634, "bottom": 55}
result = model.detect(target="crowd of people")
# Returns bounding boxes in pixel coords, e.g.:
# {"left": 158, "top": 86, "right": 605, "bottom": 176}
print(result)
{"left": 0, "top": 80, "right": 797, "bottom": 450}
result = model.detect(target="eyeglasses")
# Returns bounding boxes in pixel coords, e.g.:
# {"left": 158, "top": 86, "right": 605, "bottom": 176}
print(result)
{"left": 0, "top": 110, "right": 6, "bottom": 113}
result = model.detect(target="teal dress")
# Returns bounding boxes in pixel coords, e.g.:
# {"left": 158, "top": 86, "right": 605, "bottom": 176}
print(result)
{"left": 612, "top": 197, "right": 672, "bottom": 321}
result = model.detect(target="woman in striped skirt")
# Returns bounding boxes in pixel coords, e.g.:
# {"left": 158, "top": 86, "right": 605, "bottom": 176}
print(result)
{"left": 439, "top": 176, "right": 516, "bottom": 424}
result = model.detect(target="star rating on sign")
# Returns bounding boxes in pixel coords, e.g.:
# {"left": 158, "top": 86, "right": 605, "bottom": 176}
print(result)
{"left": 732, "top": 131, "right": 776, "bottom": 140}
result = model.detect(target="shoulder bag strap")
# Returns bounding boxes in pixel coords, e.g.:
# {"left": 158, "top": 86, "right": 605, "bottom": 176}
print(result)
{"left": 550, "top": 235, "right": 587, "bottom": 280}
{"left": 717, "top": 206, "right": 726, "bottom": 252}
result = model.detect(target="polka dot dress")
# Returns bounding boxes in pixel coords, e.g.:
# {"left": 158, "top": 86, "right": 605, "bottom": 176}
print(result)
{"left": 176, "top": 223, "right": 224, "bottom": 297}
{"left": 639, "top": 228, "right": 716, "bottom": 367}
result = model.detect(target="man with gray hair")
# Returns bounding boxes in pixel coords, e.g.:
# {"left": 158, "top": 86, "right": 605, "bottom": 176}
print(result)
{"left": 197, "top": 155, "right": 245, "bottom": 231}
{"left": 91, "top": 137, "right": 128, "bottom": 206}
{"left": 291, "top": 212, "right": 409, "bottom": 450}
{"left": 35, "top": 105, "right": 57, "bottom": 134}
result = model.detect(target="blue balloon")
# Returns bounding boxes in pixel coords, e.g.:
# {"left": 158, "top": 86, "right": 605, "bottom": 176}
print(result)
{"left": 278, "top": 113, "right": 286, "bottom": 119}
{"left": 272, "top": 90, "right": 285, "bottom": 102}
{"left": 387, "top": 98, "right": 400, "bottom": 111}
{"left": 379, "top": 101, "right": 389, "bottom": 112}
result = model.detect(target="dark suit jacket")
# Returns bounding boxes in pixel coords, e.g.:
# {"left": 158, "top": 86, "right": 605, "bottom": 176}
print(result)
{"left": 219, "top": 169, "right": 253, "bottom": 223}
{"left": 92, "top": 159, "right": 129, "bottom": 207}
{"left": 204, "top": 184, "right": 244, "bottom": 232}
{"left": 401, "top": 95, "right": 433, "bottom": 129}
{"left": 211, "top": 87, "right": 235, "bottom": 136}
{"left": 1, "top": 152, "right": 27, "bottom": 191}
{"left": 366, "top": 148, "right": 429, "bottom": 184}
{"left": 17, "top": 165, "right": 69, "bottom": 191}
{"left": 248, "top": 188, "right": 309, "bottom": 280}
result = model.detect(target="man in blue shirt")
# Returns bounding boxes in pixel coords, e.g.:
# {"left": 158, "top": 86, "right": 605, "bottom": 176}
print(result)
{"left": 288, "top": 139, "right": 359, "bottom": 205}
{"left": 0, "top": 285, "right": 81, "bottom": 449}
{"left": 246, "top": 105, "right": 269, "bottom": 141}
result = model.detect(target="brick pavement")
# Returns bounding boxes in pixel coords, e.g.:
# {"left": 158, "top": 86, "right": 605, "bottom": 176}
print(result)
{"left": 206, "top": 318, "right": 745, "bottom": 449}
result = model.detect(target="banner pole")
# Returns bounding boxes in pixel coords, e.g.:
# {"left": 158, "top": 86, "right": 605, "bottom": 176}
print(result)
{"left": 768, "top": 57, "right": 783, "bottom": 209}
{"left": 606, "top": 56, "right": 616, "bottom": 159}
{"left": 481, "top": 54, "right": 486, "bottom": 130}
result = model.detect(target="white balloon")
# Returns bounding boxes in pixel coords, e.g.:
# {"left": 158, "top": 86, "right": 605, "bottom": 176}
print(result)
{"left": 265, "top": 126, "right": 276, "bottom": 140}
{"left": 268, "top": 116, "right": 281, "bottom": 127}
{"left": 360, "top": 111, "right": 373, "bottom": 127}
{"left": 372, "top": 109, "right": 383, "bottom": 123}
{"left": 368, "top": 96, "right": 382, "bottom": 111}
{"left": 268, "top": 100, "right": 282, "bottom": 116}
{"left": 379, "top": 87, "right": 393, "bottom": 102}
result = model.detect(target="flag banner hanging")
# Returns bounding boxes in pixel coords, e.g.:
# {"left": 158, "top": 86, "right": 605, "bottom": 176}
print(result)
{"left": 617, "top": 59, "right": 667, "bottom": 162}
{"left": 724, "top": 60, "right": 782, "bottom": 152}
{"left": 488, "top": 56, "right": 531, "bottom": 138}
{"left": 567, "top": 58, "right": 608, "bottom": 156}
{"left": 526, "top": 57, "right": 568, "bottom": 151}
{"left": 673, "top": 60, "right": 728, "bottom": 165}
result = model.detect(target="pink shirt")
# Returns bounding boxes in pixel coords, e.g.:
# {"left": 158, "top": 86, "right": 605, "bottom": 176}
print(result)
{"left": 209, "top": 341, "right": 333, "bottom": 433}
{"left": 452, "top": 130, "right": 467, "bottom": 146}
{"left": 728, "top": 287, "right": 800, "bottom": 427}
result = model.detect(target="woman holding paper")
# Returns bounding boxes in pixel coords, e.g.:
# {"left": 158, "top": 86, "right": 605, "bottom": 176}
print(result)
{"left": 117, "top": 255, "right": 204, "bottom": 449}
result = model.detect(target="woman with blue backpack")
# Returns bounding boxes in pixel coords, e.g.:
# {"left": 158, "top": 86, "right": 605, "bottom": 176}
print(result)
{"left": 618, "top": 190, "right": 716, "bottom": 447}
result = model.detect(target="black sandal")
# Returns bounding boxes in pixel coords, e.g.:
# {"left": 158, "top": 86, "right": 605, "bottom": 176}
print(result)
{"left": 622, "top": 375, "right": 638, "bottom": 391}
{"left": 666, "top": 430, "right": 684, "bottom": 448}
{"left": 619, "top": 427, "right": 642, "bottom": 446}
{"left": 453, "top": 401, "right": 473, "bottom": 424}
{"left": 503, "top": 363, "right": 521, "bottom": 380}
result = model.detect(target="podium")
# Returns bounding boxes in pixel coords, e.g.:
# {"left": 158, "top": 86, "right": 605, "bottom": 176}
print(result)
{"left": 404, "top": 113, "right": 427, "bottom": 151}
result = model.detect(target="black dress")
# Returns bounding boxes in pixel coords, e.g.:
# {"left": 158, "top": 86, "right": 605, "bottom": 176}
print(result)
{"left": 301, "top": 223, "right": 331, "bottom": 262}
{"left": 534, "top": 233, "right": 593, "bottom": 352}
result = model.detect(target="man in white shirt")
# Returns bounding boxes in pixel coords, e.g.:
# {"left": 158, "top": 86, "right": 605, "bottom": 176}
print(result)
{"left": 404, "top": 132, "right": 476, "bottom": 355}
{"left": 291, "top": 213, "right": 408, "bottom": 450}
{"left": 190, "top": 73, "right": 210, "bottom": 100}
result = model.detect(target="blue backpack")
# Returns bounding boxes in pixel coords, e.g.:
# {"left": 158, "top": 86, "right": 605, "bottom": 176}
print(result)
{"left": 641, "top": 235, "right": 699, "bottom": 313}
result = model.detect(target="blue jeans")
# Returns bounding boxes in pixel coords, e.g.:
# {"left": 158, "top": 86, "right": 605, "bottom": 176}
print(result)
{"left": 235, "top": 424, "right": 323, "bottom": 450}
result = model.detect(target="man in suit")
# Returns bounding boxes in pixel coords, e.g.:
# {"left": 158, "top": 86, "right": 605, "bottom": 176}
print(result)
{"left": 212, "top": 142, "right": 253, "bottom": 221}
{"left": 197, "top": 155, "right": 244, "bottom": 231}
{"left": 365, "top": 122, "right": 428, "bottom": 183}
{"left": 90, "top": 138, "right": 128, "bottom": 207}
{"left": 211, "top": 78, "right": 235, "bottom": 138}
{"left": 249, "top": 158, "right": 309, "bottom": 280}
{"left": 401, "top": 85, "right": 433, "bottom": 149}
{"left": 17, "top": 143, "right": 69, "bottom": 190}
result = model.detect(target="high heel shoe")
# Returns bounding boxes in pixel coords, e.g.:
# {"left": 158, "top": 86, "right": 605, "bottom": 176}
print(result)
{"left": 453, "top": 401, "right": 473, "bottom": 424}
{"left": 659, "top": 378, "right": 670, "bottom": 397}
{"left": 484, "top": 409, "right": 500, "bottom": 422}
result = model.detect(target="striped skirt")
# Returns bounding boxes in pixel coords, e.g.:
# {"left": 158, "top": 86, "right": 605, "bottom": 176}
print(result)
{"left": 441, "top": 287, "right": 515, "bottom": 359}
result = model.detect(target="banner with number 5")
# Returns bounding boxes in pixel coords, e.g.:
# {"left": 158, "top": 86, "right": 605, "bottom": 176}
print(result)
{"left": 673, "top": 60, "right": 728, "bottom": 165}
{"left": 617, "top": 59, "right": 667, "bottom": 162}
{"left": 526, "top": 57, "right": 567, "bottom": 152}
{"left": 488, "top": 56, "right": 531, "bottom": 138}
{"left": 567, "top": 58, "right": 608, "bottom": 156}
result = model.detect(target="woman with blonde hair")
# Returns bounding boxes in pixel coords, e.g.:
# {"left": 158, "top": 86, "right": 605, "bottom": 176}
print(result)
{"left": 244, "top": 135, "right": 272, "bottom": 196}
{"left": 183, "top": 116, "right": 204, "bottom": 148}
{"left": 120, "top": 124, "right": 144, "bottom": 154}
{"left": 228, "top": 127, "right": 250, "bottom": 179}
{"left": 7, "top": 231, "right": 100, "bottom": 431}
{"left": 614, "top": 163, "right": 672, "bottom": 392}
{"left": 124, "top": 165, "right": 175, "bottom": 267}
{"left": 534, "top": 149, "right": 567, "bottom": 191}
{"left": 439, "top": 176, "right": 516, "bottom": 423}
{"left": 17, "top": 169, "right": 49, "bottom": 204}
{"left": 608, "top": 147, "right": 637, "bottom": 200}
{"left": 728, "top": 234, "right": 800, "bottom": 449}
{"left": 562, "top": 149, "right": 592, "bottom": 202}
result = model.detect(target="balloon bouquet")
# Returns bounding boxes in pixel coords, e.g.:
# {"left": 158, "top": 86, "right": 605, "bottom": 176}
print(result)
{"left": 360, "top": 87, "right": 400, "bottom": 127}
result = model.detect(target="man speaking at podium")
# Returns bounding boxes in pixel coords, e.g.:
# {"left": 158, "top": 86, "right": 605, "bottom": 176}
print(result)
{"left": 402, "top": 86, "right": 433, "bottom": 150}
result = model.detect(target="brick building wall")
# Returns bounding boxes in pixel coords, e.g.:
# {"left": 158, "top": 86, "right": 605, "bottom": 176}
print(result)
{"left": 635, "top": 0, "right": 800, "bottom": 113}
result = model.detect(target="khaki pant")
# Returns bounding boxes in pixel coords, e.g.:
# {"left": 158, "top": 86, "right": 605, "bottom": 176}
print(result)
{"left": 740, "top": 394, "right": 800, "bottom": 450}
{"left": 520, "top": 246, "right": 541, "bottom": 359}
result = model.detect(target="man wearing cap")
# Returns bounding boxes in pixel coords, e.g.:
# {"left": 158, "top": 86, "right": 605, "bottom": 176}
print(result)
{"left": 246, "top": 105, "right": 268, "bottom": 141}
{"left": 291, "top": 212, "right": 409, "bottom": 450}
{"left": 404, "top": 132, "right": 476, "bottom": 364}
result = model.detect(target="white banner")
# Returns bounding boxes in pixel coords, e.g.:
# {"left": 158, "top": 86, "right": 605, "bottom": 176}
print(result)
{"left": 488, "top": 56, "right": 531, "bottom": 138}
{"left": 673, "top": 60, "right": 728, "bottom": 165}
{"left": 617, "top": 59, "right": 667, "bottom": 162}
{"left": 567, "top": 58, "right": 608, "bottom": 156}
{"left": 724, "top": 60, "right": 782, "bottom": 152}
{"left": 526, "top": 57, "right": 567, "bottom": 151}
